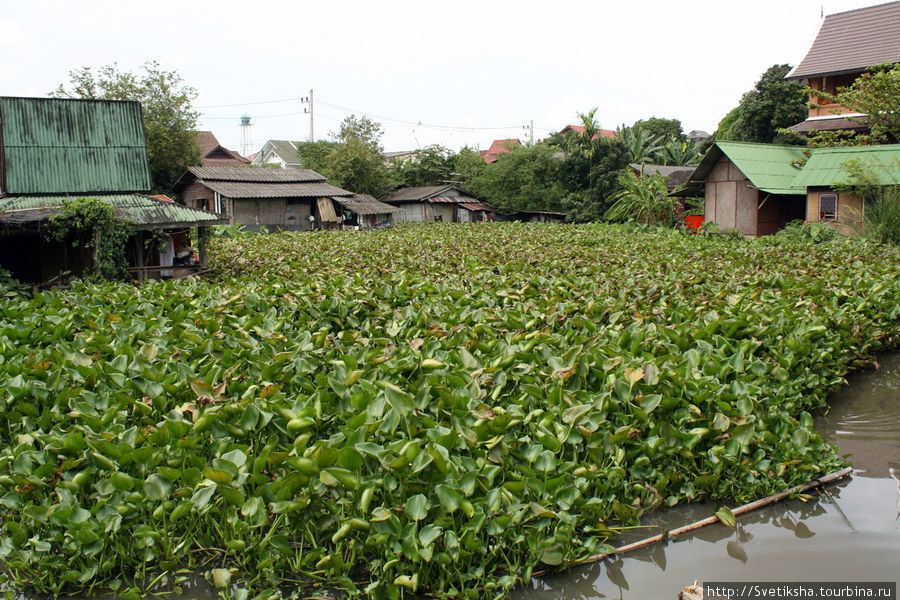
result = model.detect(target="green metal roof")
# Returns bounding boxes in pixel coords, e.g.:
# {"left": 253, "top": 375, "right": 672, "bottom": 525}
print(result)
{"left": 792, "top": 144, "right": 900, "bottom": 188}
{"left": 715, "top": 141, "right": 809, "bottom": 194}
{"left": 0, "top": 97, "right": 152, "bottom": 195}
{"left": 0, "top": 194, "right": 227, "bottom": 229}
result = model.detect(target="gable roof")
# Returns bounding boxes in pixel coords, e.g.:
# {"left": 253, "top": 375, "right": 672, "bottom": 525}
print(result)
{"left": 254, "top": 139, "right": 304, "bottom": 167}
{"left": 182, "top": 166, "right": 325, "bottom": 183}
{"left": 195, "top": 131, "right": 249, "bottom": 167}
{"left": 687, "top": 141, "right": 809, "bottom": 195}
{"left": 381, "top": 185, "right": 484, "bottom": 203}
{"left": 174, "top": 166, "right": 353, "bottom": 199}
{"left": 0, "top": 194, "right": 227, "bottom": 229}
{"left": 332, "top": 194, "right": 400, "bottom": 215}
{"left": 792, "top": 144, "right": 900, "bottom": 187}
{"left": 0, "top": 96, "right": 152, "bottom": 195}
{"left": 786, "top": 1, "right": 900, "bottom": 80}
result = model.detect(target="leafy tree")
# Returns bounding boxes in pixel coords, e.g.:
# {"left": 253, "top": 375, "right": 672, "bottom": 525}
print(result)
{"left": 604, "top": 169, "right": 679, "bottom": 226}
{"left": 296, "top": 140, "right": 339, "bottom": 173}
{"left": 447, "top": 146, "right": 486, "bottom": 184}
{"left": 322, "top": 115, "right": 393, "bottom": 196}
{"left": 720, "top": 64, "right": 807, "bottom": 145}
{"left": 633, "top": 117, "right": 685, "bottom": 143}
{"left": 468, "top": 143, "right": 568, "bottom": 212}
{"left": 556, "top": 111, "right": 631, "bottom": 221}
{"left": 394, "top": 145, "right": 453, "bottom": 187}
{"left": 805, "top": 63, "right": 900, "bottom": 146}
{"left": 53, "top": 61, "right": 201, "bottom": 194}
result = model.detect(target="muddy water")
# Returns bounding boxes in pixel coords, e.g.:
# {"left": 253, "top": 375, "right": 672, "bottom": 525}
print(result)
{"left": 513, "top": 354, "right": 900, "bottom": 599}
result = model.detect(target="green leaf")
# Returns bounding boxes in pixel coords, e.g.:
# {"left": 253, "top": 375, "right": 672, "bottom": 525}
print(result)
{"left": 405, "top": 494, "right": 429, "bottom": 521}
{"left": 715, "top": 506, "right": 736, "bottom": 527}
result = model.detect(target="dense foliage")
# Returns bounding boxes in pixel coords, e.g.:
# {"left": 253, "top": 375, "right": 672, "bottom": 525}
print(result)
{"left": 52, "top": 62, "right": 202, "bottom": 195}
{"left": 715, "top": 64, "right": 807, "bottom": 146}
{"left": 2, "top": 224, "right": 898, "bottom": 599}
{"left": 43, "top": 197, "right": 134, "bottom": 281}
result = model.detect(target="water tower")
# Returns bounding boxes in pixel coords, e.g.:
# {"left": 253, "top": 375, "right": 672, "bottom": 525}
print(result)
{"left": 240, "top": 113, "right": 252, "bottom": 158}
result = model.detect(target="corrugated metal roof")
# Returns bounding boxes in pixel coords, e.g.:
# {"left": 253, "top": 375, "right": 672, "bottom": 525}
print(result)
{"left": 0, "top": 194, "right": 227, "bottom": 228}
{"left": 690, "top": 142, "right": 809, "bottom": 195}
{"left": 430, "top": 196, "right": 464, "bottom": 203}
{"left": 458, "top": 202, "right": 497, "bottom": 212}
{"left": 786, "top": 1, "right": 900, "bottom": 80}
{"left": 332, "top": 194, "right": 400, "bottom": 215}
{"left": 186, "top": 166, "right": 325, "bottom": 182}
{"left": 381, "top": 185, "right": 455, "bottom": 201}
{"left": 0, "top": 96, "right": 152, "bottom": 194}
{"left": 792, "top": 144, "right": 900, "bottom": 187}
{"left": 200, "top": 180, "right": 352, "bottom": 199}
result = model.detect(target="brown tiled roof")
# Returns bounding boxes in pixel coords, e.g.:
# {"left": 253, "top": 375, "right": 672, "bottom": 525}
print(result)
{"left": 786, "top": 1, "right": 900, "bottom": 80}
{"left": 185, "top": 166, "right": 325, "bottom": 182}
{"left": 200, "top": 180, "right": 352, "bottom": 199}
{"left": 332, "top": 194, "right": 400, "bottom": 215}
{"left": 195, "top": 131, "right": 249, "bottom": 167}
{"left": 788, "top": 115, "right": 870, "bottom": 133}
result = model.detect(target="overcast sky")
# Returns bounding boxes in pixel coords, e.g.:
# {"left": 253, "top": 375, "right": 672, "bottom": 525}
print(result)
{"left": 0, "top": 0, "right": 883, "bottom": 155}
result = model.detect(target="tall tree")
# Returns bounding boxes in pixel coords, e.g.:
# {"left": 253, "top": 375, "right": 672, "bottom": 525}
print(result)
{"left": 322, "top": 115, "right": 393, "bottom": 196}
{"left": 53, "top": 61, "right": 201, "bottom": 194}
{"left": 296, "top": 140, "right": 339, "bottom": 173}
{"left": 447, "top": 146, "right": 486, "bottom": 185}
{"left": 468, "top": 143, "right": 568, "bottom": 212}
{"left": 721, "top": 64, "right": 807, "bottom": 145}
{"left": 394, "top": 145, "right": 453, "bottom": 187}
{"left": 633, "top": 117, "right": 685, "bottom": 142}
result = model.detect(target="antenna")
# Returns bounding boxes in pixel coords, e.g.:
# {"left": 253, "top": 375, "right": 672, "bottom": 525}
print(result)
{"left": 240, "top": 113, "right": 252, "bottom": 157}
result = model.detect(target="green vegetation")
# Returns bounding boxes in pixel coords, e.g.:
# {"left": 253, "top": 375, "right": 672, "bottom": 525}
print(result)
{"left": 836, "top": 158, "right": 900, "bottom": 245}
{"left": 43, "top": 197, "right": 135, "bottom": 281}
{"left": 52, "top": 62, "right": 202, "bottom": 195}
{"left": 715, "top": 64, "right": 807, "bottom": 146}
{"left": 604, "top": 170, "right": 679, "bottom": 226}
{"left": 1, "top": 224, "right": 898, "bottom": 598}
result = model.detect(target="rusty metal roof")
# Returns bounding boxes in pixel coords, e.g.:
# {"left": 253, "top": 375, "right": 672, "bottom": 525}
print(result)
{"left": 786, "top": 1, "right": 900, "bottom": 80}
{"left": 0, "top": 96, "right": 152, "bottom": 195}
{"left": 458, "top": 202, "right": 497, "bottom": 212}
{"left": 199, "top": 180, "right": 352, "bottom": 199}
{"left": 0, "top": 194, "right": 227, "bottom": 228}
{"left": 184, "top": 166, "right": 325, "bottom": 183}
{"left": 332, "top": 194, "right": 400, "bottom": 215}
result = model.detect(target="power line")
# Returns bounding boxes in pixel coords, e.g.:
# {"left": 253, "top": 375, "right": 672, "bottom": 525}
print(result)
{"left": 195, "top": 97, "right": 302, "bottom": 109}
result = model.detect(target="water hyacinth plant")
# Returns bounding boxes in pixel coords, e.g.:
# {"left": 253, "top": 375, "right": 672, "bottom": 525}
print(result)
{"left": 0, "top": 223, "right": 898, "bottom": 599}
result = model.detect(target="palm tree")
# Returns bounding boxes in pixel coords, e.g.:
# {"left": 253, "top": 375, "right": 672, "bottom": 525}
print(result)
{"left": 605, "top": 168, "right": 678, "bottom": 226}
{"left": 616, "top": 124, "right": 665, "bottom": 164}
{"left": 658, "top": 139, "right": 701, "bottom": 166}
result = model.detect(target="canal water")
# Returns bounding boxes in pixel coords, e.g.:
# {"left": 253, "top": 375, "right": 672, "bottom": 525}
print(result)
{"left": 513, "top": 353, "right": 900, "bottom": 599}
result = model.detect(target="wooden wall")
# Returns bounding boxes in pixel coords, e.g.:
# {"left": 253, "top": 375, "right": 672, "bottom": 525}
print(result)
{"left": 806, "top": 188, "right": 863, "bottom": 235}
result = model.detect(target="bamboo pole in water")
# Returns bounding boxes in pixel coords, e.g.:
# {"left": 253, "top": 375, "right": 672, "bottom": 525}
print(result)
{"left": 533, "top": 467, "right": 853, "bottom": 577}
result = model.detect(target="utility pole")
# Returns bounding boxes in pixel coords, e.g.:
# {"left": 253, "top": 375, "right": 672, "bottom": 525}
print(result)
{"left": 301, "top": 89, "right": 314, "bottom": 142}
{"left": 523, "top": 120, "right": 534, "bottom": 145}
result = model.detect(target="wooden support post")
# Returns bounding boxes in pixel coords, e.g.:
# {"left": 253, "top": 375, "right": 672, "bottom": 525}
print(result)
{"left": 198, "top": 227, "right": 208, "bottom": 267}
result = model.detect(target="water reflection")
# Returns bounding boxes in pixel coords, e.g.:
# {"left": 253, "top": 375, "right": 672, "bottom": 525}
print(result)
{"left": 514, "top": 354, "right": 900, "bottom": 600}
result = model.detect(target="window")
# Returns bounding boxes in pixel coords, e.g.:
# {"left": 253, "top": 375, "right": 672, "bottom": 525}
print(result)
{"left": 199, "top": 198, "right": 209, "bottom": 211}
{"left": 214, "top": 192, "right": 223, "bottom": 214}
{"left": 819, "top": 193, "right": 837, "bottom": 221}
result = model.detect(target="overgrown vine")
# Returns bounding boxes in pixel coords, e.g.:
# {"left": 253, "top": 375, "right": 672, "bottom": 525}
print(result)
{"left": 42, "top": 197, "right": 134, "bottom": 281}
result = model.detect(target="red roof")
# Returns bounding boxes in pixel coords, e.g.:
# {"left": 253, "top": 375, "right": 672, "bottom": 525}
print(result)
{"left": 559, "top": 125, "right": 616, "bottom": 139}
{"left": 480, "top": 138, "right": 521, "bottom": 163}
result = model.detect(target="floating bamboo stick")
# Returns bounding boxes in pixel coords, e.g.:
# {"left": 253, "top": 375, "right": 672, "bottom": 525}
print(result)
{"left": 533, "top": 466, "right": 853, "bottom": 578}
